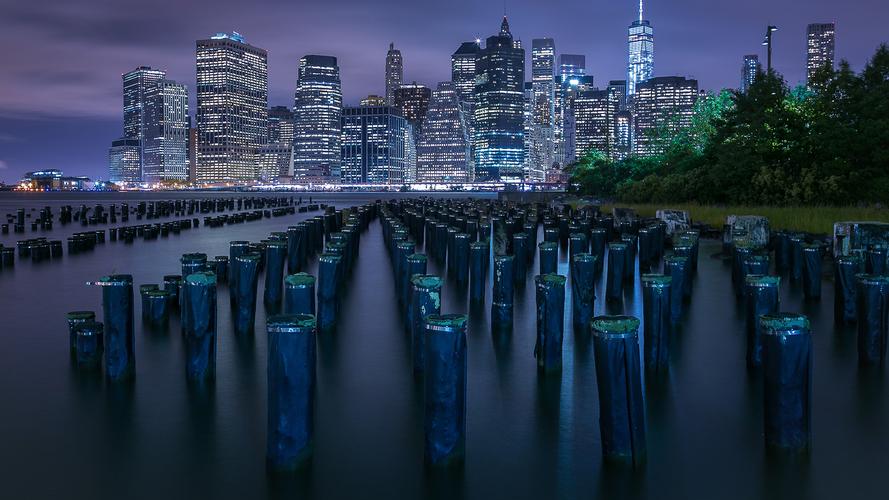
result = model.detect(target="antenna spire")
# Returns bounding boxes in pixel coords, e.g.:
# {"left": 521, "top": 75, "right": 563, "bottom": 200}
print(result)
{"left": 639, "top": 0, "right": 644, "bottom": 22}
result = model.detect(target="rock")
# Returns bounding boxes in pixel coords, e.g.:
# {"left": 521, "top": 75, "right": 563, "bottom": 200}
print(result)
{"left": 656, "top": 209, "right": 691, "bottom": 236}
{"left": 726, "top": 215, "right": 770, "bottom": 250}
{"left": 612, "top": 207, "right": 638, "bottom": 233}
{"left": 833, "top": 221, "right": 889, "bottom": 256}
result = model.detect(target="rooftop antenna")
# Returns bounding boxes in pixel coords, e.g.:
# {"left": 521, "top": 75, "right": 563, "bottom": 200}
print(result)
{"left": 639, "top": 0, "right": 644, "bottom": 22}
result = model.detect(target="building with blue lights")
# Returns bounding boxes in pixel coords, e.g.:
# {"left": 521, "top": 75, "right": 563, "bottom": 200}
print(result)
{"left": 341, "top": 104, "right": 414, "bottom": 184}
{"left": 627, "top": 0, "right": 654, "bottom": 100}
{"left": 293, "top": 55, "right": 342, "bottom": 182}
{"left": 473, "top": 17, "right": 525, "bottom": 182}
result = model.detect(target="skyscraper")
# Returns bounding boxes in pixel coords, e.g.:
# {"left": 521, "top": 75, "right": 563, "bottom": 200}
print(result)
{"left": 473, "top": 17, "right": 526, "bottom": 181}
{"left": 108, "top": 138, "right": 142, "bottom": 183}
{"left": 267, "top": 106, "right": 295, "bottom": 144}
{"left": 627, "top": 0, "right": 654, "bottom": 99}
{"left": 142, "top": 79, "right": 189, "bottom": 182}
{"left": 573, "top": 89, "right": 613, "bottom": 159}
{"left": 554, "top": 55, "right": 586, "bottom": 169}
{"left": 807, "top": 23, "right": 836, "bottom": 85}
{"left": 292, "top": 55, "right": 342, "bottom": 182}
{"left": 452, "top": 41, "right": 481, "bottom": 104}
{"left": 385, "top": 43, "right": 403, "bottom": 106}
{"left": 416, "top": 81, "right": 472, "bottom": 183}
{"left": 122, "top": 66, "right": 165, "bottom": 180}
{"left": 195, "top": 32, "right": 268, "bottom": 183}
{"left": 394, "top": 83, "right": 432, "bottom": 126}
{"left": 341, "top": 105, "right": 413, "bottom": 184}
{"left": 741, "top": 55, "right": 760, "bottom": 93}
{"left": 529, "top": 38, "right": 555, "bottom": 179}
{"left": 632, "top": 76, "right": 698, "bottom": 157}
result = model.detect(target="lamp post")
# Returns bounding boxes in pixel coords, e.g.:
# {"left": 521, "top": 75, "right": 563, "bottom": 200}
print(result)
{"left": 762, "top": 25, "right": 778, "bottom": 72}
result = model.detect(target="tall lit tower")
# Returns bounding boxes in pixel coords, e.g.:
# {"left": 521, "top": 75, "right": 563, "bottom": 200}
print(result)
{"left": 807, "top": 23, "right": 836, "bottom": 85}
{"left": 293, "top": 55, "right": 342, "bottom": 182}
{"left": 385, "top": 43, "right": 403, "bottom": 106}
{"left": 122, "top": 66, "right": 165, "bottom": 180}
{"left": 195, "top": 32, "right": 268, "bottom": 183}
{"left": 741, "top": 55, "right": 760, "bottom": 93}
{"left": 626, "top": 0, "right": 654, "bottom": 99}
{"left": 473, "top": 17, "right": 525, "bottom": 182}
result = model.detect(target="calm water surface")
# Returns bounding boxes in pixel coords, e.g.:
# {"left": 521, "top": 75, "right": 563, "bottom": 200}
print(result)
{"left": 0, "top": 192, "right": 886, "bottom": 499}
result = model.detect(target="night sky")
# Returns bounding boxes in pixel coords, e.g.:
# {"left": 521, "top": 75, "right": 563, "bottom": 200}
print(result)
{"left": 0, "top": 0, "right": 884, "bottom": 183}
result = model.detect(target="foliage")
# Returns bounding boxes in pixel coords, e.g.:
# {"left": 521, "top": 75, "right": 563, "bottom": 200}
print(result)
{"left": 569, "top": 45, "right": 889, "bottom": 206}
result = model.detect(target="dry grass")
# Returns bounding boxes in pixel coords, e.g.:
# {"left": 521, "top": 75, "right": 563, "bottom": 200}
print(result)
{"left": 598, "top": 203, "right": 889, "bottom": 235}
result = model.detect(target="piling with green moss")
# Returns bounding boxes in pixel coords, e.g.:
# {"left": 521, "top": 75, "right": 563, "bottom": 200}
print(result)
{"left": 591, "top": 316, "right": 646, "bottom": 467}
{"left": 535, "top": 274, "right": 567, "bottom": 372}
{"left": 410, "top": 275, "right": 442, "bottom": 375}
{"left": 641, "top": 275, "right": 671, "bottom": 373}
{"left": 182, "top": 272, "right": 217, "bottom": 383}
{"left": 267, "top": 314, "right": 317, "bottom": 471}
{"left": 760, "top": 313, "right": 812, "bottom": 453}
{"left": 423, "top": 314, "right": 467, "bottom": 466}
{"left": 745, "top": 275, "right": 780, "bottom": 369}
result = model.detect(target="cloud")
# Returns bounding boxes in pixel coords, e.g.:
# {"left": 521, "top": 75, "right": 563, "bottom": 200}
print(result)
{"left": 0, "top": 160, "right": 9, "bottom": 170}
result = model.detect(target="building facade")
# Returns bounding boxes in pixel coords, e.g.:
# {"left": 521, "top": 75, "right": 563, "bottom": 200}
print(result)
{"left": 394, "top": 83, "right": 431, "bottom": 127}
{"left": 741, "top": 54, "right": 760, "bottom": 93}
{"left": 807, "top": 23, "right": 836, "bottom": 85}
{"left": 452, "top": 41, "right": 481, "bottom": 104}
{"left": 627, "top": 1, "right": 654, "bottom": 99}
{"left": 142, "top": 80, "right": 189, "bottom": 182}
{"left": 473, "top": 17, "right": 526, "bottom": 181}
{"left": 632, "top": 76, "right": 698, "bottom": 157}
{"left": 554, "top": 54, "right": 586, "bottom": 169}
{"left": 108, "top": 138, "right": 142, "bottom": 183}
{"left": 293, "top": 55, "right": 342, "bottom": 182}
{"left": 341, "top": 105, "right": 414, "bottom": 184}
{"left": 573, "top": 89, "right": 613, "bottom": 159}
{"left": 122, "top": 66, "right": 166, "bottom": 180}
{"left": 416, "top": 81, "right": 472, "bottom": 183}
{"left": 385, "top": 43, "right": 403, "bottom": 106}
{"left": 268, "top": 106, "right": 294, "bottom": 144}
{"left": 195, "top": 32, "right": 268, "bottom": 183}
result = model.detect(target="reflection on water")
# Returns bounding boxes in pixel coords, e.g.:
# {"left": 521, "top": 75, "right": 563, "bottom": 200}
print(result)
{"left": 1, "top": 192, "right": 887, "bottom": 499}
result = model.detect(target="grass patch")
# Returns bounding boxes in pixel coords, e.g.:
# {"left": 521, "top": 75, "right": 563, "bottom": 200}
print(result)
{"left": 598, "top": 203, "right": 889, "bottom": 235}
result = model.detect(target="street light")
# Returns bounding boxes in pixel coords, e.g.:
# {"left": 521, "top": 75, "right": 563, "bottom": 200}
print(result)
{"left": 762, "top": 25, "right": 778, "bottom": 72}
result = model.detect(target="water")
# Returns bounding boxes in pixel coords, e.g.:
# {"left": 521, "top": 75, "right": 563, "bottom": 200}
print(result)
{"left": 0, "top": 192, "right": 886, "bottom": 500}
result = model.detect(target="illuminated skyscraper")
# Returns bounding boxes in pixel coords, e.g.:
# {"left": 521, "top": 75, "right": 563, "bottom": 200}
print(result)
{"left": 741, "top": 55, "right": 760, "bottom": 93}
{"left": 416, "top": 81, "right": 471, "bottom": 183}
{"left": 385, "top": 43, "right": 403, "bottom": 106}
{"left": 627, "top": 0, "right": 654, "bottom": 99}
{"left": 122, "top": 66, "right": 165, "bottom": 180}
{"left": 293, "top": 55, "right": 342, "bottom": 182}
{"left": 452, "top": 41, "right": 481, "bottom": 104}
{"left": 108, "top": 138, "right": 142, "bottom": 183}
{"left": 529, "top": 38, "right": 555, "bottom": 179}
{"left": 267, "top": 106, "right": 294, "bottom": 144}
{"left": 632, "top": 76, "right": 698, "bottom": 157}
{"left": 807, "top": 23, "right": 836, "bottom": 85}
{"left": 574, "top": 89, "right": 613, "bottom": 159}
{"left": 361, "top": 95, "right": 386, "bottom": 107}
{"left": 341, "top": 105, "right": 413, "bottom": 184}
{"left": 473, "top": 17, "right": 525, "bottom": 181}
{"left": 195, "top": 32, "right": 268, "bottom": 183}
{"left": 394, "top": 83, "right": 432, "bottom": 127}
{"left": 554, "top": 54, "right": 586, "bottom": 168}
{"left": 142, "top": 79, "right": 189, "bottom": 182}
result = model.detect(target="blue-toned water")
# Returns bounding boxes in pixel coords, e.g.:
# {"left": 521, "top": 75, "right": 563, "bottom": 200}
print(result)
{"left": 0, "top": 192, "right": 885, "bottom": 500}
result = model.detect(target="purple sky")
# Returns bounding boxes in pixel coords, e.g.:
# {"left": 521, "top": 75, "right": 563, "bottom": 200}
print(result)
{"left": 0, "top": 0, "right": 884, "bottom": 182}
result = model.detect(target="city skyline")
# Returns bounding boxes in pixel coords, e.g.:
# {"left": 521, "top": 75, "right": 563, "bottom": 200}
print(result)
{"left": 0, "top": 0, "right": 881, "bottom": 182}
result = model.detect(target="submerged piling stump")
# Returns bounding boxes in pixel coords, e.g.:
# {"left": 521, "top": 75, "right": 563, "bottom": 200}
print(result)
{"left": 424, "top": 314, "right": 468, "bottom": 466}
{"left": 591, "top": 316, "right": 646, "bottom": 467}
{"left": 267, "top": 314, "right": 317, "bottom": 471}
